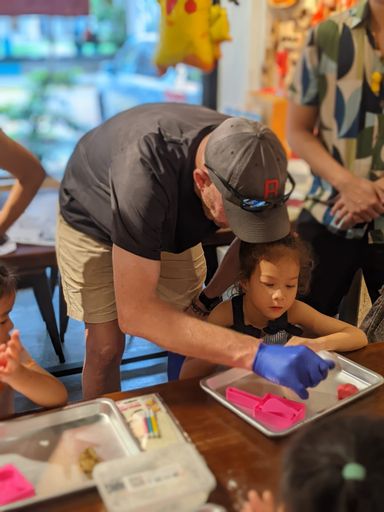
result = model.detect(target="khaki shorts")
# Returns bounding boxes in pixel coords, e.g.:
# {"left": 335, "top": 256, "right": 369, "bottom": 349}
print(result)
{"left": 56, "top": 214, "right": 207, "bottom": 323}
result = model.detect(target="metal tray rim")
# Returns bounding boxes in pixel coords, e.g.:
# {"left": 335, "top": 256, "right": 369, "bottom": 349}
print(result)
{"left": 0, "top": 397, "right": 120, "bottom": 426}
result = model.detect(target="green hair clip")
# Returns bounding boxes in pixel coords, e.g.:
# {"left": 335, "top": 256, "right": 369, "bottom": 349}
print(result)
{"left": 342, "top": 462, "right": 366, "bottom": 481}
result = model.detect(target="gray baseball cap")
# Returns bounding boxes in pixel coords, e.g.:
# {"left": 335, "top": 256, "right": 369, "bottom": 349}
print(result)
{"left": 205, "top": 117, "right": 292, "bottom": 243}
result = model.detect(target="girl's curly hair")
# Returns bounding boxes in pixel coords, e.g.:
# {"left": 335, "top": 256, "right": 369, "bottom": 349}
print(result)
{"left": 239, "top": 233, "right": 313, "bottom": 295}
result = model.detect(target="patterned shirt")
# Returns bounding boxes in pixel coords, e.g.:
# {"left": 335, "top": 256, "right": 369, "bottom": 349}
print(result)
{"left": 289, "top": 0, "right": 384, "bottom": 240}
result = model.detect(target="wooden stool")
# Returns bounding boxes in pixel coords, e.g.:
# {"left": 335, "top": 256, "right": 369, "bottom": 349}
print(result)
{"left": 0, "top": 244, "right": 65, "bottom": 363}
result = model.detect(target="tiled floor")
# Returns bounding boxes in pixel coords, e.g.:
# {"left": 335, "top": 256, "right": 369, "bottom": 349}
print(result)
{"left": 13, "top": 284, "right": 168, "bottom": 413}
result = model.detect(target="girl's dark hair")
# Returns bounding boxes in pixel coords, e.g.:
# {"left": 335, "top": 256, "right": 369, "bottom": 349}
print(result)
{"left": 0, "top": 265, "right": 16, "bottom": 299}
{"left": 239, "top": 233, "right": 313, "bottom": 295}
{"left": 281, "top": 415, "right": 384, "bottom": 512}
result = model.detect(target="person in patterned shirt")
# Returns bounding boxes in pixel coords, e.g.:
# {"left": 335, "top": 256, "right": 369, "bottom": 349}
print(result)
{"left": 287, "top": 0, "right": 384, "bottom": 317}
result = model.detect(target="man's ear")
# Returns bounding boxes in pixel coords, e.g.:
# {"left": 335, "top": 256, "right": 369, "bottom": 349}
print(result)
{"left": 193, "top": 167, "right": 212, "bottom": 193}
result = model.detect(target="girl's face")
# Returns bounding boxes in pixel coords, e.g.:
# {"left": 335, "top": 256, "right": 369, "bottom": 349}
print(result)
{"left": 242, "top": 255, "right": 299, "bottom": 321}
{"left": 0, "top": 292, "right": 15, "bottom": 345}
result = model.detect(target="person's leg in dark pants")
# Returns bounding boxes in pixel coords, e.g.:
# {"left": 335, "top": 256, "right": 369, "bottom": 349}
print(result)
{"left": 296, "top": 211, "right": 363, "bottom": 316}
{"left": 362, "top": 243, "right": 384, "bottom": 304}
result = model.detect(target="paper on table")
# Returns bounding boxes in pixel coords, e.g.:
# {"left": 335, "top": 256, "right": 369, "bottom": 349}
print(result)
{"left": 117, "top": 393, "right": 189, "bottom": 451}
{"left": 6, "top": 190, "right": 57, "bottom": 247}
{"left": 0, "top": 239, "right": 16, "bottom": 256}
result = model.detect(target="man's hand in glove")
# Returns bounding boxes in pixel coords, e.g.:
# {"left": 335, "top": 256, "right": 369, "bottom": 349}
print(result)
{"left": 252, "top": 343, "right": 335, "bottom": 399}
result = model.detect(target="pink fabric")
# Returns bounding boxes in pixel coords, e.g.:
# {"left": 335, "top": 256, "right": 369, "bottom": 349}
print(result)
{"left": 0, "top": 464, "right": 35, "bottom": 505}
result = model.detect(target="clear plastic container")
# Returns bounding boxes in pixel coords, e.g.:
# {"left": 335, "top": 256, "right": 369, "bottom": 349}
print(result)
{"left": 93, "top": 442, "right": 216, "bottom": 512}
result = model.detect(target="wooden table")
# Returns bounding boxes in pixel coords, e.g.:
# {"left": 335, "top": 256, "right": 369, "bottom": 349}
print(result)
{"left": 19, "top": 343, "right": 384, "bottom": 511}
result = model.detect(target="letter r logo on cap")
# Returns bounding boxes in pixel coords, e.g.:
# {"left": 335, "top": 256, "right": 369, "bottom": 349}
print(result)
{"left": 264, "top": 179, "right": 279, "bottom": 199}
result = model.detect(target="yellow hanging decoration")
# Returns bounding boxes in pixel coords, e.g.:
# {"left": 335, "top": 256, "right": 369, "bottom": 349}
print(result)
{"left": 154, "top": 0, "right": 231, "bottom": 74}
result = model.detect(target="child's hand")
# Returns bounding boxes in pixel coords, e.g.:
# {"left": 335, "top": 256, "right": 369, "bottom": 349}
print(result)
{"left": 0, "top": 330, "right": 22, "bottom": 382}
{"left": 285, "top": 336, "right": 327, "bottom": 352}
{"left": 241, "top": 489, "right": 276, "bottom": 512}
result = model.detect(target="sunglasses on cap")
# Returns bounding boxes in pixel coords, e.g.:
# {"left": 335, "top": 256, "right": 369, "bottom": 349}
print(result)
{"left": 205, "top": 164, "right": 296, "bottom": 212}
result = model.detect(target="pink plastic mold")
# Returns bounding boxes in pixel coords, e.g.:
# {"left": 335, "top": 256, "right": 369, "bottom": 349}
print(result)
{"left": 0, "top": 464, "right": 35, "bottom": 505}
{"left": 226, "top": 387, "right": 306, "bottom": 430}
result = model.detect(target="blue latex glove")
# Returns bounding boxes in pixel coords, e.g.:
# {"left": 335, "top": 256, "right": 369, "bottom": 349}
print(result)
{"left": 252, "top": 343, "right": 335, "bottom": 399}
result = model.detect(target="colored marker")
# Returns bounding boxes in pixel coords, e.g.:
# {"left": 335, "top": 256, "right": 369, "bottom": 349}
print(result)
{"left": 149, "top": 410, "right": 160, "bottom": 438}
{"left": 145, "top": 410, "right": 154, "bottom": 436}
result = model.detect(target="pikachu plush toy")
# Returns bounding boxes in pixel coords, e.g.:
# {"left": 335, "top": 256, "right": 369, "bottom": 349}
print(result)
{"left": 155, "top": 0, "right": 231, "bottom": 73}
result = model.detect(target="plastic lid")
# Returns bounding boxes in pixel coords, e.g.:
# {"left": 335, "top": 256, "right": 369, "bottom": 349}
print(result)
{"left": 94, "top": 442, "right": 216, "bottom": 512}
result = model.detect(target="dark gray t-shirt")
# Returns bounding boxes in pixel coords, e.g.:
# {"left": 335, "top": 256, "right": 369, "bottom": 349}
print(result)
{"left": 60, "top": 103, "right": 228, "bottom": 260}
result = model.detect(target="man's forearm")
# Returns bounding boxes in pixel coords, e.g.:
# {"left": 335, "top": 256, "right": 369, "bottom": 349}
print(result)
{"left": 288, "top": 129, "right": 350, "bottom": 191}
{"left": 118, "top": 295, "right": 258, "bottom": 370}
{"left": 118, "top": 297, "right": 335, "bottom": 400}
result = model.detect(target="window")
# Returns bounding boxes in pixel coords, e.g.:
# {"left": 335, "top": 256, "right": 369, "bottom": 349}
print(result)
{"left": 0, "top": 1, "right": 203, "bottom": 181}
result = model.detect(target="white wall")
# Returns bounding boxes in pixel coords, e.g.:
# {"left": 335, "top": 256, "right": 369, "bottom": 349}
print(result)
{"left": 218, "top": 0, "right": 268, "bottom": 114}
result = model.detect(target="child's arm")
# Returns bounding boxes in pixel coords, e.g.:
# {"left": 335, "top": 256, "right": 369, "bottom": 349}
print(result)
{"left": 286, "top": 300, "right": 368, "bottom": 352}
{"left": 180, "top": 300, "right": 234, "bottom": 379}
{"left": 0, "top": 331, "right": 68, "bottom": 407}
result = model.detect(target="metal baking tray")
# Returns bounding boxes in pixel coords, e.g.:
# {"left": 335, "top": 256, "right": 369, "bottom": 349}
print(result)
{"left": 200, "top": 351, "right": 384, "bottom": 438}
{"left": 0, "top": 398, "right": 140, "bottom": 510}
